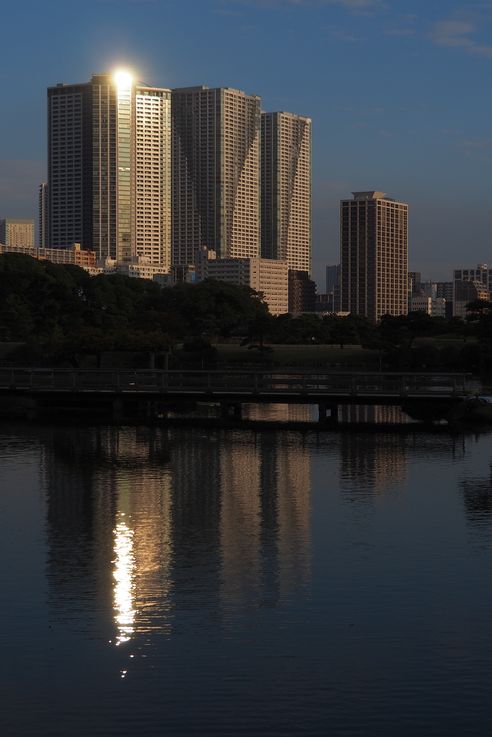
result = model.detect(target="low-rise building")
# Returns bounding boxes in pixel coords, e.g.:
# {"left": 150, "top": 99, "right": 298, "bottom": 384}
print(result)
{"left": 0, "top": 218, "right": 34, "bottom": 247}
{"left": 0, "top": 241, "right": 96, "bottom": 268}
{"left": 453, "top": 280, "right": 490, "bottom": 318}
{"left": 197, "top": 251, "right": 289, "bottom": 315}
{"left": 409, "top": 295, "right": 446, "bottom": 318}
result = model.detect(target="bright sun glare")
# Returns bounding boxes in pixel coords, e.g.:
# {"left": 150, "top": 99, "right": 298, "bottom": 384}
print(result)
{"left": 113, "top": 70, "right": 133, "bottom": 88}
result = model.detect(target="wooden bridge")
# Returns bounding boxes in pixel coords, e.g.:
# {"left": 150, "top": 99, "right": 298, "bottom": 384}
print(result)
{"left": 0, "top": 367, "right": 472, "bottom": 423}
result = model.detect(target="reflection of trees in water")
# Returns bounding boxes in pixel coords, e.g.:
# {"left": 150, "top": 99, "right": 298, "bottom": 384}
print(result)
{"left": 461, "top": 466, "right": 492, "bottom": 526}
{"left": 43, "top": 426, "right": 311, "bottom": 640}
{"left": 337, "top": 432, "right": 467, "bottom": 499}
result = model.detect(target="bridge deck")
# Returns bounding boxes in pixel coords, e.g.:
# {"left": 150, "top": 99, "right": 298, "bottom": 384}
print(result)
{"left": 0, "top": 368, "right": 471, "bottom": 405}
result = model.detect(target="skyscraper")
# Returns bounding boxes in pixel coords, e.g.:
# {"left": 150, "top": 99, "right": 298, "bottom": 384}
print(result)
{"left": 172, "top": 86, "right": 261, "bottom": 266}
{"left": 325, "top": 264, "right": 340, "bottom": 294}
{"left": 340, "top": 191, "right": 408, "bottom": 322}
{"left": 48, "top": 73, "right": 171, "bottom": 266}
{"left": 38, "top": 183, "right": 49, "bottom": 247}
{"left": 261, "top": 111, "right": 311, "bottom": 273}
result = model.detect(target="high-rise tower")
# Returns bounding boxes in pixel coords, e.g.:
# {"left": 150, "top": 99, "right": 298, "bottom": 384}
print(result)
{"left": 48, "top": 73, "right": 171, "bottom": 265}
{"left": 261, "top": 111, "right": 311, "bottom": 273}
{"left": 38, "top": 183, "right": 49, "bottom": 248}
{"left": 172, "top": 86, "right": 261, "bottom": 266}
{"left": 340, "top": 191, "right": 408, "bottom": 321}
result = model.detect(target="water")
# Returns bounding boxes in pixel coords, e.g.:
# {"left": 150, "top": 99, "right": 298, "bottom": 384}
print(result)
{"left": 1, "top": 423, "right": 492, "bottom": 736}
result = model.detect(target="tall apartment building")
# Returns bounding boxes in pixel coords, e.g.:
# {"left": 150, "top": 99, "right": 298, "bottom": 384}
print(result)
{"left": 38, "top": 183, "right": 49, "bottom": 247}
{"left": 340, "top": 191, "right": 408, "bottom": 322}
{"left": 0, "top": 218, "right": 34, "bottom": 247}
{"left": 48, "top": 73, "right": 171, "bottom": 267}
{"left": 172, "top": 86, "right": 261, "bottom": 266}
{"left": 261, "top": 111, "right": 311, "bottom": 273}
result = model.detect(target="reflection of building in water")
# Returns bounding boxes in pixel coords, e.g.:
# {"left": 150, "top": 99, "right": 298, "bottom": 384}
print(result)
{"left": 461, "top": 466, "right": 492, "bottom": 528}
{"left": 43, "top": 428, "right": 115, "bottom": 624}
{"left": 43, "top": 427, "right": 173, "bottom": 645}
{"left": 220, "top": 432, "right": 310, "bottom": 608}
{"left": 110, "top": 459, "right": 173, "bottom": 644}
{"left": 243, "top": 403, "right": 313, "bottom": 423}
{"left": 44, "top": 426, "right": 311, "bottom": 644}
{"left": 339, "top": 405, "right": 411, "bottom": 425}
{"left": 167, "top": 431, "right": 223, "bottom": 609}
{"left": 339, "top": 432, "right": 407, "bottom": 496}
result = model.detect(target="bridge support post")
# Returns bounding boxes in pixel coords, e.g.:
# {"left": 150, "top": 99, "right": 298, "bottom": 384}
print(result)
{"left": 113, "top": 398, "right": 125, "bottom": 421}
{"left": 220, "top": 402, "right": 243, "bottom": 420}
{"left": 318, "top": 402, "right": 338, "bottom": 425}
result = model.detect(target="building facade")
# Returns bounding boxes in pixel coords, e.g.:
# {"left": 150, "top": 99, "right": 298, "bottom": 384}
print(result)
{"left": 326, "top": 264, "right": 340, "bottom": 294}
{"left": 453, "top": 264, "right": 492, "bottom": 299}
{"left": 288, "top": 270, "right": 316, "bottom": 314}
{"left": 197, "top": 251, "right": 288, "bottom": 315}
{"left": 135, "top": 86, "right": 172, "bottom": 269}
{"left": 172, "top": 86, "right": 261, "bottom": 266}
{"left": 38, "top": 183, "right": 49, "bottom": 248}
{"left": 48, "top": 73, "right": 171, "bottom": 266}
{"left": 0, "top": 218, "right": 34, "bottom": 247}
{"left": 409, "top": 295, "right": 446, "bottom": 317}
{"left": 453, "top": 280, "right": 490, "bottom": 318}
{"left": 0, "top": 242, "right": 96, "bottom": 268}
{"left": 340, "top": 191, "right": 408, "bottom": 322}
{"left": 261, "top": 111, "right": 311, "bottom": 273}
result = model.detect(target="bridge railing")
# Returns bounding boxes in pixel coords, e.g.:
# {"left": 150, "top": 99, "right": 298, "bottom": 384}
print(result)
{"left": 0, "top": 367, "right": 471, "bottom": 397}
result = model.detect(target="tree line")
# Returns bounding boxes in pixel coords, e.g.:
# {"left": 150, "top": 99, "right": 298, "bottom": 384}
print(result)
{"left": 1, "top": 253, "right": 491, "bottom": 371}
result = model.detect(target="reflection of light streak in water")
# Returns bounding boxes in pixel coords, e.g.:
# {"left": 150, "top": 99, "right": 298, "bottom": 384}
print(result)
{"left": 113, "top": 513, "right": 136, "bottom": 646}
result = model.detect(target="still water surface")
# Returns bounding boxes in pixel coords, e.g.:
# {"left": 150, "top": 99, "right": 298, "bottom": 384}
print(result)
{"left": 1, "top": 422, "right": 492, "bottom": 736}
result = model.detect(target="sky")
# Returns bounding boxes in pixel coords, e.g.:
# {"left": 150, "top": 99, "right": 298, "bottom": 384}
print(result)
{"left": 1, "top": 0, "right": 491, "bottom": 288}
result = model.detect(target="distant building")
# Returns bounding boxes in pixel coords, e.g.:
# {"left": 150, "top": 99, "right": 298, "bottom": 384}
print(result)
{"left": 261, "top": 111, "right": 311, "bottom": 273}
{"left": 408, "top": 271, "right": 421, "bottom": 296}
{"left": 172, "top": 86, "right": 261, "bottom": 266}
{"left": 197, "top": 251, "right": 289, "bottom": 315}
{"left": 436, "top": 281, "right": 453, "bottom": 301}
{"left": 288, "top": 270, "right": 316, "bottom": 314}
{"left": 453, "top": 280, "right": 490, "bottom": 318}
{"left": 409, "top": 295, "right": 446, "bottom": 318}
{"left": 453, "top": 265, "right": 492, "bottom": 317}
{"left": 325, "top": 264, "right": 340, "bottom": 313}
{"left": 340, "top": 191, "right": 408, "bottom": 321}
{"left": 434, "top": 281, "right": 454, "bottom": 318}
{"left": 0, "top": 242, "right": 96, "bottom": 269}
{"left": 315, "top": 293, "right": 336, "bottom": 313}
{"left": 326, "top": 264, "right": 340, "bottom": 294}
{"left": 38, "top": 183, "right": 49, "bottom": 248}
{"left": 121, "top": 258, "right": 170, "bottom": 280}
{"left": 453, "top": 264, "right": 492, "bottom": 294}
{"left": 0, "top": 218, "right": 34, "bottom": 247}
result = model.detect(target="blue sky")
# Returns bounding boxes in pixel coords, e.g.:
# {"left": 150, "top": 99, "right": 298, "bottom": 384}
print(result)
{"left": 1, "top": 0, "right": 491, "bottom": 287}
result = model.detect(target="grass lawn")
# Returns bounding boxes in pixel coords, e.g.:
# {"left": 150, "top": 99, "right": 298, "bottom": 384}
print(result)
{"left": 215, "top": 343, "right": 381, "bottom": 368}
